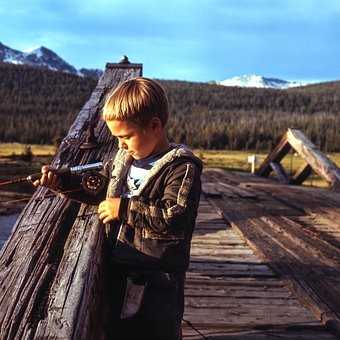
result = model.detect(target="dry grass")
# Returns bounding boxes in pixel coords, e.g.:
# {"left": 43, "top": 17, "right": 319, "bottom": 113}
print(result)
{"left": 0, "top": 143, "right": 56, "bottom": 157}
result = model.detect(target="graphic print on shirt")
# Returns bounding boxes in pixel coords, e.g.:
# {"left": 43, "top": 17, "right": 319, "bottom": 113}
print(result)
{"left": 126, "top": 167, "right": 149, "bottom": 194}
{"left": 123, "top": 148, "right": 173, "bottom": 198}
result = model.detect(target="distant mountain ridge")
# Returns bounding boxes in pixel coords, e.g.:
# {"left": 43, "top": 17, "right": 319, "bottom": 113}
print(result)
{"left": 0, "top": 42, "right": 322, "bottom": 88}
{"left": 218, "top": 74, "right": 308, "bottom": 89}
{"left": 0, "top": 42, "right": 103, "bottom": 79}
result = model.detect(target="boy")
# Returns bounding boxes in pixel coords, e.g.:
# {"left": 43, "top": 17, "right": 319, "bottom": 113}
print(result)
{"left": 35, "top": 77, "right": 202, "bottom": 340}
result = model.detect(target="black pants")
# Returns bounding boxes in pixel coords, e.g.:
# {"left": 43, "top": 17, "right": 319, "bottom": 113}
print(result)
{"left": 107, "top": 263, "right": 185, "bottom": 340}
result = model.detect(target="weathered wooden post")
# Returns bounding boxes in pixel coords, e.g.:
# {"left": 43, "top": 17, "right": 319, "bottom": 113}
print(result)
{"left": 0, "top": 57, "right": 142, "bottom": 339}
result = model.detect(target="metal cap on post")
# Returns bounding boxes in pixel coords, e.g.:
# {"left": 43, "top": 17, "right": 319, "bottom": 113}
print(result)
{"left": 106, "top": 55, "right": 143, "bottom": 72}
{"left": 79, "top": 119, "right": 100, "bottom": 150}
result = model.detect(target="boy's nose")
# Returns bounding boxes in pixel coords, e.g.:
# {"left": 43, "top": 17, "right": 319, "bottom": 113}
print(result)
{"left": 118, "top": 140, "right": 128, "bottom": 149}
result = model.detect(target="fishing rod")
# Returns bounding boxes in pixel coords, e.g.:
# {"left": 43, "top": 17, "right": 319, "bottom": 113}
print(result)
{"left": 0, "top": 162, "right": 107, "bottom": 196}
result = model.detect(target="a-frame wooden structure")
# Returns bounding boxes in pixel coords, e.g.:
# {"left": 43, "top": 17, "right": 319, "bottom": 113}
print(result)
{"left": 257, "top": 128, "right": 340, "bottom": 190}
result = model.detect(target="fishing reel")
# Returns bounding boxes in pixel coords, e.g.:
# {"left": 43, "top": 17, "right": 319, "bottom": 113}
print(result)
{"left": 81, "top": 171, "right": 108, "bottom": 196}
{"left": 6, "top": 162, "right": 109, "bottom": 196}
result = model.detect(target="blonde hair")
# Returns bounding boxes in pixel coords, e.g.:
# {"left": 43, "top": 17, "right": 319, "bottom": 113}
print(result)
{"left": 102, "top": 77, "right": 169, "bottom": 127}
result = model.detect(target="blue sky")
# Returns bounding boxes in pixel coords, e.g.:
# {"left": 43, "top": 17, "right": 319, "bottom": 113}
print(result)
{"left": 0, "top": 0, "right": 339, "bottom": 82}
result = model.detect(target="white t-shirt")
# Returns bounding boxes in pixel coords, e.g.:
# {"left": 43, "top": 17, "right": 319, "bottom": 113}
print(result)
{"left": 123, "top": 147, "right": 173, "bottom": 198}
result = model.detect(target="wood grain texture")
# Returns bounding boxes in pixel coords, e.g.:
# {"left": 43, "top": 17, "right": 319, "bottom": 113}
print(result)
{"left": 0, "top": 63, "right": 142, "bottom": 340}
{"left": 286, "top": 128, "right": 340, "bottom": 188}
{"left": 257, "top": 128, "right": 340, "bottom": 188}
{"left": 183, "top": 190, "right": 337, "bottom": 339}
{"left": 256, "top": 133, "right": 291, "bottom": 177}
{"left": 195, "top": 168, "right": 340, "bottom": 339}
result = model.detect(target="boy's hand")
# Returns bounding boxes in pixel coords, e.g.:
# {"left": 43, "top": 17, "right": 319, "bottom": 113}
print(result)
{"left": 98, "top": 198, "right": 121, "bottom": 223}
{"left": 33, "top": 165, "right": 60, "bottom": 191}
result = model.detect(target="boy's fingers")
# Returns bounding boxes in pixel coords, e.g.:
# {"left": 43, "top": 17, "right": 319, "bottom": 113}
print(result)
{"left": 47, "top": 171, "right": 53, "bottom": 183}
{"left": 40, "top": 166, "right": 53, "bottom": 187}
{"left": 42, "top": 165, "right": 50, "bottom": 174}
{"left": 33, "top": 179, "right": 40, "bottom": 187}
{"left": 40, "top": 173, "right": 48, "bottom": 186}
{"left": 98, "top": 201, "right": 107, "bottom": 212}
{"left": 103, "top": 216, "right": 113, "bottom": 224}
{"left": 99, "top": 212, "right": 108, "bottom": 220}
{"left": 36, "top": 165, "right": 60, "bottom": 191}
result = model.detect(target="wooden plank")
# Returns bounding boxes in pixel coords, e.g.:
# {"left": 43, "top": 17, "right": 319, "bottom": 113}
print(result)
{"left": 218, "top": 182, "right": 258, "bottom": 198}
{"left": 189, "top": 262, "right": 272, "bottom": 271}
{"left": 187, "top": 269, "right": 275, "bottom": 278}
{"left": 238, "top": 180, "right": 340, "bottom": 249}
{"left": 286, "top": 128, "right": 340, "bottom": 189}
{"left": 292, "top": 162, "right": 313, "bottom": 185}
{"left": 185, "top": 296, "right": 301, "bottom": 307}
{"left": 211, "top": 197, "right": 340, "bottom": 337}
{"left": 189, "top": 255, "right": 264, "bottom": 263}
{"left": 260, "top": 216, "right": 340, "bottom": 268}
{"left": 270, "top": 161, "right": 290, "bottom": 184}
{"left": 190, "top": 248, "right": 255, "bottom": 256}
{"left": 182, "top": 312, "right": 318, "bottom": 326}
{"left": 185, "top": 276, "right": 294, "bottom": 288}
{"left": 184, "top": 288, "right": 292, "bottom": 299}
{"left": 201, "top": 182, "right": 222, "bottom": 197}
{"left": 257, "top": 133, "right": 291, "bottom": 177}
{"left": 182, "top": 327, "right": 337, "bottom": 340}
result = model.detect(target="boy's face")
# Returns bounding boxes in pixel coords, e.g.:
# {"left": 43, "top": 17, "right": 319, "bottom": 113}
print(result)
{"left": 106, "top": 119, "right": 162, "bottom": 160}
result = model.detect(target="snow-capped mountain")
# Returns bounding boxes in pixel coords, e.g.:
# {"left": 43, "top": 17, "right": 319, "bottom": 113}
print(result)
{"left": 0, "top": 42, "right": 103, "bottom": 79}
{"left": 26, "top": 46, "right": 78, "bottom": 74}
{"left": 78, "top": 68, "right": 103, "bottom": 79}
{"left": 218, "top": 74, "right": 308, "bottom": 89}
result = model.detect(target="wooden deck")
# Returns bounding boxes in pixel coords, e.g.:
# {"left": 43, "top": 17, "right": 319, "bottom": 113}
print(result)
{"left": 182, "top": 168, "right": 340, "bottom": 339}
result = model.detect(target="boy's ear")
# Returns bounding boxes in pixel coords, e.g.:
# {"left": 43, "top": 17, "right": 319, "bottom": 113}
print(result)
{"left": 150, "top": 117, "right": 162, "bottom": 131}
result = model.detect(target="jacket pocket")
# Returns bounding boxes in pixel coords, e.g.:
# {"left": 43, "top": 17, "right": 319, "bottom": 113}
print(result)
{"left": 141, "top": 227, "right": 185, "bottom": 240}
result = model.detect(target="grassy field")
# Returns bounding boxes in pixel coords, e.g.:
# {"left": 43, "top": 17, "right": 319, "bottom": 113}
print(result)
{"left": 0, "top": 143, "right": 56, "bottom": 157}
{"left": 0, "top": 143, "right": 55, "bottom": 194}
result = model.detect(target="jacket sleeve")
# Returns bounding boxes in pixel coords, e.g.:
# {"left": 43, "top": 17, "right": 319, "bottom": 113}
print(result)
{"left": 119, "top": 161, "right": 202, "bottom": 234}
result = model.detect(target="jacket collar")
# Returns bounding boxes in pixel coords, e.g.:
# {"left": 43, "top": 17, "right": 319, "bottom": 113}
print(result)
{"left": 107, "top": 144, "right": 201, "bottom": 197}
